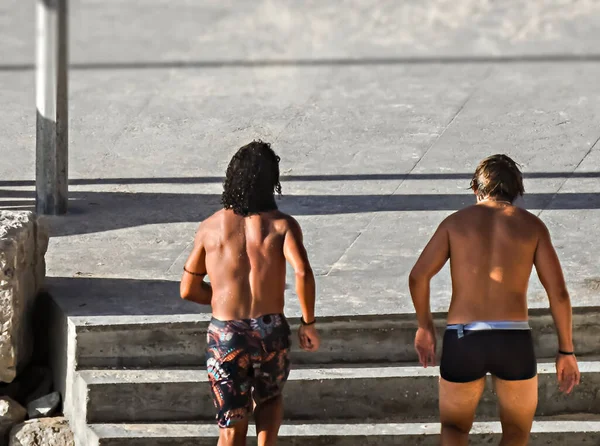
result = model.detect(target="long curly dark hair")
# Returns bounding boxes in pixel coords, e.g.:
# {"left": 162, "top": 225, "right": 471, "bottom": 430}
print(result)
{"left": 221, "top": 140, "right": 282, "bottom": 216}
{"left": 470, "top": 154, "right": 524, "bottom": 202}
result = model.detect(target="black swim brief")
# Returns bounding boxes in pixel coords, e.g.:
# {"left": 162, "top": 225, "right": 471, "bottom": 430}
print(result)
{"left": 440, "top": 323, "right": 537, "bottom": 383}
{"left": 206, "top": 313, "right": 291, "bottom": 428}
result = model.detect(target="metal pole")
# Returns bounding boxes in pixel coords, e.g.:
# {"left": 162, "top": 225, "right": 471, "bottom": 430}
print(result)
{"left": 36, "top": 0, "right": 68, "bottom": 215}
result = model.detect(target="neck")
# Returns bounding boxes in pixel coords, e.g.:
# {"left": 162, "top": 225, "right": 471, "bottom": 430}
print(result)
{"left": 479, "top": 197, "right": 512, "bottom": 205}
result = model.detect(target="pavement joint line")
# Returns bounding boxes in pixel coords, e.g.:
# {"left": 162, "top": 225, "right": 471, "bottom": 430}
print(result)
{"left": 324, "top": 230, "right": 363, "bottom": 276}
{"left": 165, "top": 239, "right": 194, "bottom": 275}
{"left": 388, "top": 64, "right": 493, "bottom": 194}
{"left": 107, "top": 93, "right": 154, "bottom": 156}
{"left": 537, "top": 133, "right": 600, "bottom": 217}
{"left": 273, "top": 67, "right": 334, "bottom": 145}
{"left": 386, "top": 64, "right": 494, "bottom": 201}
{"left": 324, "top": 66, "right": 493, "bottom": 273}
{"left": 106, "top": 68, "right": 173, "bottom": 157}
{"left": 274, "top": 103, "right": 307, "bottom": 144}
{"left": 167, "top": 68, "right": 335, "bottom": 277}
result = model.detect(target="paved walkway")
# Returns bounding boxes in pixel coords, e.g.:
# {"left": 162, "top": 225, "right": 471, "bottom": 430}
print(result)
{"left": 1, "top": 0, "right": 599, "bottom": 320}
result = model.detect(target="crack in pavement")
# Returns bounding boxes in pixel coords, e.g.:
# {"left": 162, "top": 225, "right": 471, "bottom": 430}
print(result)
{"left": 324, "top": 230, "right": 363, "bottom": 277}
{"left": 324, "top": 67, "right": 493, "bottom": 276}
{"left": 537, "top": 134, "right": 600, "bottom": 217}
{"left": 273, "top": 67, "right": 337, "bottom": 145}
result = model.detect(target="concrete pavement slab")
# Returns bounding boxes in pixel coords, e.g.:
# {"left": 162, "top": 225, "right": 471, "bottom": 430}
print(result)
{"left": 1, "top": 1, "right": 599, "bottom": 319}
{"left": 4, "top": 0, "right": 600, "bottom": 67}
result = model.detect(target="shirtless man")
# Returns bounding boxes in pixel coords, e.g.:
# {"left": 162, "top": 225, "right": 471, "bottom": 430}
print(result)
{"left": 409, "top": 154, "right": 580, "bottom": 446}
{"left": 180, "top": 140, "right": 320, "bottom": 446}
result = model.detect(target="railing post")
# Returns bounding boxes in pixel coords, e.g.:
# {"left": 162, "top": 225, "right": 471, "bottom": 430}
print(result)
{"left": 36, "top": 0, "right": 68, "bottom": 215}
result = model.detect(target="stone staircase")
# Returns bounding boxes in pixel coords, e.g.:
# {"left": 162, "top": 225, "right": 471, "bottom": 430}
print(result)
{"left": 53, "top": 308, "right": 600, "bottom": 445}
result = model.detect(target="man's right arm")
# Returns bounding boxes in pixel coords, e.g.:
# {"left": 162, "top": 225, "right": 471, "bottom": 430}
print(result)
{"left": 283, "top": 217, "right": 319, "bottom": 351}
{"left": 534, "top": 222, "right": 573, "bottom": 352}
{"left": 534, "top": 220, "right": 580, "bottom": 394}
{"left": 283, "top": 218, "right": 315, "bottom": 323}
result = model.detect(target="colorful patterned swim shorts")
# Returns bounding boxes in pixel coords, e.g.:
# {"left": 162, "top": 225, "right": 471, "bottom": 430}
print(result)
{"left": 206, "top": 313, "right": 291, "bottom": 428}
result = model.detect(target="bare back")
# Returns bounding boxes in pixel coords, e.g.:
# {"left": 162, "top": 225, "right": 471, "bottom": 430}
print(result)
{"left": 445, "top": 203, "right": 542, "bottom": 323}
{"left": 411, "top": 157, "right": 579, "bottom": 444}
{"left": 199, "top": 209, "right": 291, "bottom": 320}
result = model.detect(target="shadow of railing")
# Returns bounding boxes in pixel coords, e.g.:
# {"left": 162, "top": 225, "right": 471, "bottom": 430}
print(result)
{"left": 1, "top": 188, "right": 600, "bottom": 236}
{"left": 0, "top": 171, "right": 598, "bottom": 188}
{"left": 45, "top": 276, "right": 210, "bottom": 317}
{"left": 3, "top": 54, "right": 600, "bottom": 72}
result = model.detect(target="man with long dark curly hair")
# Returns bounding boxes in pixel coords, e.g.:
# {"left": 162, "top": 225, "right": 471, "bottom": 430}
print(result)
{"left": 180, "top": 140, "right": 320, "bottom": 446}
{"left": 409, "top": 154, "right": 579, "bottom": 446}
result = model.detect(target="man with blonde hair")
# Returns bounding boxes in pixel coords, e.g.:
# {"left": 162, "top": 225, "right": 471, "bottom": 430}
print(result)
{"left": 409, "top": 154, "right": 580, "bottom": 445}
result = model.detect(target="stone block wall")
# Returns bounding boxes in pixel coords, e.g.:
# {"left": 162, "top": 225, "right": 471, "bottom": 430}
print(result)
{"left": 0, "top": 212, "right": 48, "bottom": 383}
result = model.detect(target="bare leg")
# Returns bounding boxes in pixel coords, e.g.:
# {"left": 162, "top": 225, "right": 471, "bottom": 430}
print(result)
{"left": 255, "top": 395, "right": 284, "bottom": 446}
{"left": 493, "top": 375, "right": 538, "bottom": 446}
{"left": 439, "top": 377, "right": 485, "bottom": 446}
{"left": 218, "top": 417, "right": 249, "bottom": 446}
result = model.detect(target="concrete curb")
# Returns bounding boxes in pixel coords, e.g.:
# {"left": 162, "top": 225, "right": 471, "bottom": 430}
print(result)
{"left": 87, "top": 420, "right": 600, "bottom": 446}
{"left": 72, "top": 308, "right": 600, "bottom": 368}
{"left": 75, "top": 362, "right": 600, "bottom": 423}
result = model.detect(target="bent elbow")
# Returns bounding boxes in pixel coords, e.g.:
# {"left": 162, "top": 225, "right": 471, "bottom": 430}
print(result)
{"left": 409, "top": 269, "right": 431, "bottom": 291}
{"left": 180, "top": 285, "right": 192, "bottom": 300}
{"left": 296, "top": 266, "right": 314, "bottom": 280}
{"left": 408, "top": 272, "right": 416, "bottom": 286}
{"left": 408, "top": 270, "right": 421, "bottom": 287}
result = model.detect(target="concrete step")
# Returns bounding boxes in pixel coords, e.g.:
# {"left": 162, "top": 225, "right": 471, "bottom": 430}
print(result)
{"left": 72, "top": 308, "right": 600, "bottom": 369}
{"left": 87, "top": 420, "right": 600, "bottom": 446}
{"left": 75, "top": 361, "right": 600, "bottom": 424}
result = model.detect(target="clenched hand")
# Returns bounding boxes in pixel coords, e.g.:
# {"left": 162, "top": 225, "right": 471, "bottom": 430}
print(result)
{"left": 298, "top": 324, "right": 321, "bottom": 352}
{"left": 415, "top": 326, "right": 437, "bottom": 368}
{"left": 556, "top": 354, "right": 580, "bottom": 394}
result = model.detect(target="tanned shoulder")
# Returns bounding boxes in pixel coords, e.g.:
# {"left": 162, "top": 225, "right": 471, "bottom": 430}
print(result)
{"left": 278, "top": 212, "right": 301, "bottom": 235}
{"left": 195, "top": 209, "right": 224, "bottom": 240}
{"left": 438, "top": 206, "right": 474, "bottom": 228}
{"left": 519, "top": 208, "right": 550, "bottom": 237}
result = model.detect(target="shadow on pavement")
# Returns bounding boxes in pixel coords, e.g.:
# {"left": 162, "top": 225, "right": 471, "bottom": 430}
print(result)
{"left": 0, "top": 171, "right": 598, "bottom": 187}
{"left": 1, "top": 188, "right": 600, "bottom": 236}
{"left": 45, "top": 276, "right": 211, "bottom": 317}
{"left": 3, "top": 54, "right": 600, "bottom": 72}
